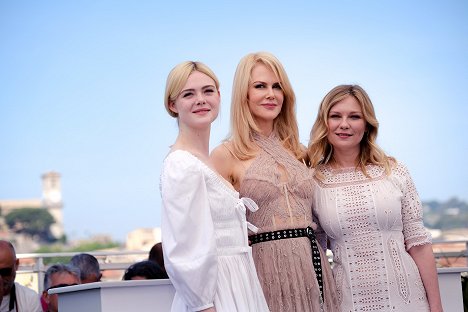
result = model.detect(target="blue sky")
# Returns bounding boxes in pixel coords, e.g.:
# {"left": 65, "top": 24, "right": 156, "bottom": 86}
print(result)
{"left": 1, "top": 1, "right": 467, "bottom": 242}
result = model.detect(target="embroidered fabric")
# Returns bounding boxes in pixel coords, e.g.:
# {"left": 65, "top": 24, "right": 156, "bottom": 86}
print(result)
{"left": 249, "top": 227, "right": 325, "bottom": 302}
{"left": 240, "top": 133, "right": 339, "bottom": 312}
{"left": 313, "top": 162, "right": 431, "bottom": 312}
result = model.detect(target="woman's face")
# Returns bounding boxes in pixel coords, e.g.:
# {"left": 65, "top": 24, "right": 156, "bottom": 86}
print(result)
{"left": 247, "top": 63, "right": 284, "bottom": 132}
{"left": 327, "top": 95, "right": 366, "bottom": 155}
{"left": 170, "top": 71, "right": 220, "bottom": 130}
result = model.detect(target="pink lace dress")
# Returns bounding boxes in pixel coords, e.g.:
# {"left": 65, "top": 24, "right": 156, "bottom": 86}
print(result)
{"left": 240, "top": 133, "right": 339, "bottom": 312}
{"left": 313, "top": 162, "right": 431, "bottom": 312}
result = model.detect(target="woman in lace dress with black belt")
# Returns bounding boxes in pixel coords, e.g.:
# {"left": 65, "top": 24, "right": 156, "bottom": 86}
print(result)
{"left": 308, "top": 84, "right": 443, "bottom": 312}
{"left": 211, "top": 52, "right": 339, "bottom": 312}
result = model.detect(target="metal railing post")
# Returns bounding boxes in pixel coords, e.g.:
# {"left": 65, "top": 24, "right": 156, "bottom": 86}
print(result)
{"left": 466, "top": 241, "right": 468, "bottom": 267}
{"left": 37, "top": 256, "right": 45, "bottom": 294}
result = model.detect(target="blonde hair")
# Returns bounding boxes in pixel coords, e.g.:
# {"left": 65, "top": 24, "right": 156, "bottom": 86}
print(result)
{"left": 229, "top": 52, "right": 303, "bottom": 160}
{"left": 307, "top": 84, "right": 394, "bottom": 177}
{"left": 164, "top": 61, "right": 219, "bottom": 118}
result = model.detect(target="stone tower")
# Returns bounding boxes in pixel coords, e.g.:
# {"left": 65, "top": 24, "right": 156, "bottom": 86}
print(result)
{"left": 41, "top": 172, "right": 64, "bottom": 238}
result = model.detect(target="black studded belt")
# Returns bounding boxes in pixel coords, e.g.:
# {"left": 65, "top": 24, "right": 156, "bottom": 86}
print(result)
{"left": 249, "top": 227, "right": 324, "bottom": 302}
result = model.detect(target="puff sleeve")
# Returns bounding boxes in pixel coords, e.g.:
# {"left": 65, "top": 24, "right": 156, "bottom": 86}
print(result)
{"left": 160, "top": 151, "right": 218, "bottom": 311}
{"left": 393, "top": 162, "right": 432, "bottom": 250}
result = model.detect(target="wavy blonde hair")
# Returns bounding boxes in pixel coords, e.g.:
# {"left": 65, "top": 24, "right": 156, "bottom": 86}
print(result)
{"left": 164, "top": 61, "right": 219, "bottom": 118}
{"left": 307, "top": 85, "right": 394, "bottom": 177}
{"left": 228, "top": 52, "right": 303, "bottom": 160}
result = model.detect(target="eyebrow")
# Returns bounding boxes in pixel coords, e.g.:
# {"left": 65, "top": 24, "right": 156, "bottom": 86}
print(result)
{"left": 328, "top": 110, "right": 363, "bottom": 115}
{"left": 180, "top": 85, "right": 216, "bottom": 93}
{"left": 251, "top": 80, "right": 280, "bottom": 84}
{"left": 329, "top": 109, "right": 362, "bottom": 113}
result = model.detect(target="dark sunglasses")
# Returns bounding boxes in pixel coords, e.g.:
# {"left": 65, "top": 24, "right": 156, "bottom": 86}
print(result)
{"left": 0, "top": 267, "right": 13, "bottom": 277}
{"left": 47, "top": 283, "right": 78, "bottom": 291}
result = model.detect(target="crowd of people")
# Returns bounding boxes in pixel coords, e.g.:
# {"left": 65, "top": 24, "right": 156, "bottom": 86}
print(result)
{"left": 0, "top": 241, "right": 167, "bottom": 312}
{"left": 2, "top": 51, "right": 444, "bottom": 312}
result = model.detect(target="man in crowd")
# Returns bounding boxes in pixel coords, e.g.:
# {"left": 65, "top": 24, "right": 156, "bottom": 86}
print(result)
{"left": 69, "top": 253, "right": 101, "bottom": 283}
{"left": 41, "top": 264, "right": 80, "bottom": 312}
{"left": 0, "top": 240, "right": 42, "bottom": 312}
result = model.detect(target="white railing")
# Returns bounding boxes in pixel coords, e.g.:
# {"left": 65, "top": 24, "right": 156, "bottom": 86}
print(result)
{"left": 432, "top": 239, "right": 468, "bottom": 267}
{"left": 15, "top": 240, "right": 468, "bottom": 309}
{"left": 17, "top": 250, "right": 148, "bottom": 293}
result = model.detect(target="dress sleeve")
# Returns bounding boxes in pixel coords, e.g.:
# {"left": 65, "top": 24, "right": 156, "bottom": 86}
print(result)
{"left": 312, "top": 205, "right": 328, "bottom": 251}
{"left": 160, "top": 152, "right": 218, "bottom": 311}
{"left": 311, "top": 174, "right": 329, "bottom": 251}
{"left": 393, "top": 162, "right": 432, "bottom": 251}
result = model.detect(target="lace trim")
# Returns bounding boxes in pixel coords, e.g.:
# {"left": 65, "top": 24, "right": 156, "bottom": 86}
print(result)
{"left": 314, "top": 164, "right": 387, "bottom": 188}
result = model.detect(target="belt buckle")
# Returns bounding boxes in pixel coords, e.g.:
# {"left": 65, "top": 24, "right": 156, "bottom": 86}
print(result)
{"left": 305, "top": 226, "right": 314, "bottom": 238}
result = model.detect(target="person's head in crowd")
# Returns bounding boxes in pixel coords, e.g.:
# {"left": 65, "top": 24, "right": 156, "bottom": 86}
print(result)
{"left": 123, "top": 260, "right": 168, "bottom": 280}
{"left": 42, "top": 264, "right": 80, "bottom": 312}
{"left": 70, "top": 253, "right": 102, "bottom": 283}
{"left": 148, "top": 243, "right": 166, "bottom": 274}
{"left": 0, "top": 240, "right": 43, "bottom": 311}
{"left": 0, "top": 240, "right": 19, "bottom": 299}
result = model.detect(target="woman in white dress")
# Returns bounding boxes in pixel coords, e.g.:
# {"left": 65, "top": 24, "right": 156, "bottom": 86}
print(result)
{"left": 307, "top": 85, "right": 443, "bottom": 312}
{"left": 160, "top": 61, "right": 269, "bottom": 312}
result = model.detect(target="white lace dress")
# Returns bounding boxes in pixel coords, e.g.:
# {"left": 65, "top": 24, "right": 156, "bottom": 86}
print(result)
{"left": 313, "top": 162, "right": 431, "bottom": 312}
{"left": 160, "top": 150, "right": 270, "bottom": 312}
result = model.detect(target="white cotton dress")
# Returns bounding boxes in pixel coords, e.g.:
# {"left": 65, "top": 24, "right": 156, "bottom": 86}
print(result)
{"left": 313, "top": 162, "right": 431, "bottom": 312}
{"left": 160, "top": 150, "right": 270, "bottom": 312}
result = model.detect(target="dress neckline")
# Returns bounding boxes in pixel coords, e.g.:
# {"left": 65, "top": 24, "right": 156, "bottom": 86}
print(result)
{"left": 168, "top": 149, "right": 239, "bottom": 195}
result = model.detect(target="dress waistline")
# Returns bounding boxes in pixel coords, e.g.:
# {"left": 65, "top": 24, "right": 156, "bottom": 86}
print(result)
{"left": 249, "top": 227, "right": 324, "bottom": 305}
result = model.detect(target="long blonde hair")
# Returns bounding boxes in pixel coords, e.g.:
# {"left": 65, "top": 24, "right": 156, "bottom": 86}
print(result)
{"left": 229, "top": 52, "right": 303, "bottom": 160}
{"left": 307, "top": 85, "right": 393, "bottom": 177}
{"left": 164, "top": 61, "right": 219, "bottom": 118}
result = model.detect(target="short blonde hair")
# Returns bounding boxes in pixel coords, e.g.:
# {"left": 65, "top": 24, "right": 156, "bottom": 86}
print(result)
{"left": 229, "top": 52, "right": 303, "bottom": 160}
{"left": 307, "top": 84, "right": 393, "bottom": 177}
{"left": 164, "top": 61, "right": 219, "bottom": 118}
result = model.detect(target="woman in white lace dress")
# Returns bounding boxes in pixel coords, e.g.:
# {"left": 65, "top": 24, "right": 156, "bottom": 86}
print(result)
{"left": 160, "top": 61, "right": 269, "bottom": 312}
{"left": 308, "top": 85, "right": 443, "bottom": 312}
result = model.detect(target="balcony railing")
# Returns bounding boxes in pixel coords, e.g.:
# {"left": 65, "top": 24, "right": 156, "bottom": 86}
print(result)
{"left": 432, "top": 239, "right": 468, "bottom": 267}
{"left": 15, "top": 240, "right": 468, "bottom": 311}
{"left": 17, "top": 250, "right": 148, "bottom": 293}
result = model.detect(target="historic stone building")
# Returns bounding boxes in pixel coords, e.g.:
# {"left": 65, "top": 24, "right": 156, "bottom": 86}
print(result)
{"left": 0, "top": 172, "right": 64, "bottom": 239}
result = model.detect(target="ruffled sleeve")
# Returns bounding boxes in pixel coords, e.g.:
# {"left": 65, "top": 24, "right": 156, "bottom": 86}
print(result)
{"left": 392, "top": 162, "right": 432, "bottom": 251}
{"left": 160, "top": 151, "right": 218, "bottom": 310}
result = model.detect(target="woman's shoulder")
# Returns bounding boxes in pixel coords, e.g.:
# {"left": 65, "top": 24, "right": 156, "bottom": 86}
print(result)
{"left": 163, "top": 149, "right": 202, "bottom": 175}
{"left": 212, "top": 140, "right": 232, "bottom": 152}
{"left": 211, "top": 141, "right": 238, "bottom": 162}
{"left": 165, "top": 149, "right": 193, "bottom": 163}
{"left": 388, "top": 158, "right": 412, "bottom": 178}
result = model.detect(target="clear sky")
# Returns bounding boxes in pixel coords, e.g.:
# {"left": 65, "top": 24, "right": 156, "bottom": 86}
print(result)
{"left": 1, "top": 1, "right": 467, "bottom": 242}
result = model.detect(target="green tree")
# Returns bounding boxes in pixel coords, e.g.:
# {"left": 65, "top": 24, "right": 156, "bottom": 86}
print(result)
{"left": 5, "top": 208, "right": 56, "bottom": 242}
{"left": 35, "top": 240, "right": 121, "bottom": 264}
